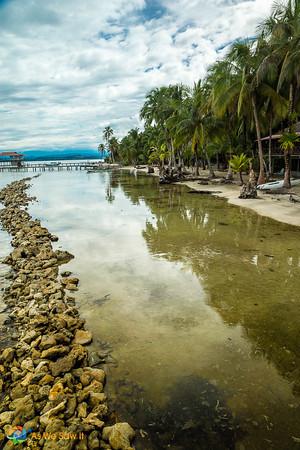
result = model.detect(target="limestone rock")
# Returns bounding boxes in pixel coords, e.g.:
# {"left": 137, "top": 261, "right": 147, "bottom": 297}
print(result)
{"left": 49, "top": 382, "right": 64, "bottom": 401}
{"left": 0, "top": 411, "right": 14, "bottom": 427}
{"left": 73, "top": 330, "right": 92, "bottom": 346}
{"left": 49, "top": 354, "right": 76, "bottom": 377}
{"left": 40, "top": 400, "right": 66, "bottom": 427}
{"left": 102, "top": 423, "right": 135, "bottom": 450}
{"left": 41, "top": 345, "right": 70, "bottom": 360}
{"left": 10, "top": 394, "right": 35, "bottom": 421}
{"left": 1, "top": 347, "right": 15, "bottom": 363}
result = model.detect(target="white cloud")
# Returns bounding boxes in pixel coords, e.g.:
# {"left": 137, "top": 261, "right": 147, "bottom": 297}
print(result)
{"left": 0, "top": 0, "right": 273, "bottom": 151}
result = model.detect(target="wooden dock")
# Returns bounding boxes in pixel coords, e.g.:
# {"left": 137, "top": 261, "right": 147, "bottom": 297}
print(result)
{"left": 0, "top": 162, "right": 105, "bottom": 172}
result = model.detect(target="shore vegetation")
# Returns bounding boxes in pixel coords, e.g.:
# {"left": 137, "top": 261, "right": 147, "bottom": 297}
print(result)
{"left": 99, "top": 0, "right": 300, "bottom": 188}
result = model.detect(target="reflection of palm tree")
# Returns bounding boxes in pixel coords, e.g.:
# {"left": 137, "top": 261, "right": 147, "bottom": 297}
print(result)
{"left": 105, "top": 171, "right": 117, "bottom": 203}
{"left": 105, "top": 186, "right": 115, "bottom": 203}
{"left": 116, "top": 173, "right": 300, "bottom": 394}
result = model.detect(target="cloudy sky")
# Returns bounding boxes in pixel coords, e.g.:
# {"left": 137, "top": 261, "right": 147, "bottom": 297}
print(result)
{"left": 0, "top": 0, "right": 274, "bottom": 152}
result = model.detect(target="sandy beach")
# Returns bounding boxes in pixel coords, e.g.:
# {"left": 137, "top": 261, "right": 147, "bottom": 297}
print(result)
{"left": 123, "top": 166, "right": 300, "bottom": 228}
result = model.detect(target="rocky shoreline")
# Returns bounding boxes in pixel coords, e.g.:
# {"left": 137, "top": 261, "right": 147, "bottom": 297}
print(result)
{"left": 0, "top": 178, "right": 135, "bottom": 450}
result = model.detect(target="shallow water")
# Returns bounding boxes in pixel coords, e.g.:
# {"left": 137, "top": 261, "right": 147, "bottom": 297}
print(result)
{"left": 1, "top": 169, "right": 300, "bottom": 449}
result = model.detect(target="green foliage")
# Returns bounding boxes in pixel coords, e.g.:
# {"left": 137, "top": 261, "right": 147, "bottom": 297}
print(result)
{"left": 148, "top": 145, "right": 170, "bottom": 165}
{"left": 229, "top": 154, "right": 251, "bottom": 173}
{"left": 279, "top": 131, "right": 300, "bottom": 152}
{"left": 98, "top": 0, "right": 300, "bottom": 178}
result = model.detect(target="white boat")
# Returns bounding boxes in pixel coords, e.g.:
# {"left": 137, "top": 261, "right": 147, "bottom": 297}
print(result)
{"left": 257, "top": 179, "right": 300, "bottom": 190}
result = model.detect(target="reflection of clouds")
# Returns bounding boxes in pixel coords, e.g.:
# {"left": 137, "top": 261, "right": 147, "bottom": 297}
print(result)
{"left": 26, "top": 171, "right": 208, "bottom": 321}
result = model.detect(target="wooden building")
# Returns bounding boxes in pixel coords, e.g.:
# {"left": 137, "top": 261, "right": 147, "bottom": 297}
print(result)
{"left": 0, "top": 152, "right": 24, "bottom": 167}
{"left": 261, "top": 122, "right": 300, "bottom": 176}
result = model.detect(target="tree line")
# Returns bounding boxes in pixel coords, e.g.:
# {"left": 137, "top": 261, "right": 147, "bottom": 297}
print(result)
{"left": 99, "top": 0, "right": 300, "bottom": 188}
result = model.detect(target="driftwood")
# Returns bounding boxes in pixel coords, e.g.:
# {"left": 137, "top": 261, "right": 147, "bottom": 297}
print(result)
{"left": 159, "top": 166, "right": 183, "bottom": 184}
{"left": 188, "top": 190, "right": 222, "bottom": 195}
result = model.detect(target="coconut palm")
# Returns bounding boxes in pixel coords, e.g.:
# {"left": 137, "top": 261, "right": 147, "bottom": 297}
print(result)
{"left": 171, "top": 81, "right": 214, "bottom": 176}
{"left": 103, "top": 126, "right": 114, "bottom": 161}
{"left": 229, "top": 153, "right": 251, "bottom": 184}
{"left": 98, "top": 143, "right": 105, "bottom": 159}
{"left": 210, "top": 41, "right": 267, "bottom": 184}
{"left": 141, "top": 84, "right": 188, "bottom": 170}
{"left": 259, "top": 0, "right": 300, "bottom": 184}
{"left": 279, "top": 130, "right": 300, "bottom": 187}
{"left": 108, "top": 136, "right": 119, "bottom": 163}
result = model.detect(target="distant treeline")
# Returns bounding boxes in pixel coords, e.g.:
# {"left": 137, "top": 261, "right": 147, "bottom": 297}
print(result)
{"left": 99, "top": 0, "right": 300, "bottom": 188}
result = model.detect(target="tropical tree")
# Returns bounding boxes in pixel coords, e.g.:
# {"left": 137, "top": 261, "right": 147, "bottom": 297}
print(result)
{"left": 258, "top": 0, "right": 300, "bottom": 183}
{"left": 108, "top": 136, "right": 119, "bottom": 163}
{"left": 98, "top": 143, "right": 105, "bottom": 159}
{"left": 279, "top": 130, "right": 300, "bottom": 187}
{"left": 148, "top": 144, "right": 170, "bottom": 175}
{"left": 103, "top": 126, "right": 114, "bottom": 161}
{"left": 140, "top": 84, "right": 188, "bottom": 172}
{"left": 229, "top": 153, "right": 251, "bottom": 184}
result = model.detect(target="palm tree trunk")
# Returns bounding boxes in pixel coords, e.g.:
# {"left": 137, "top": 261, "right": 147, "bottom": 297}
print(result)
{"left": 283, "top": 150, "right": 291, "bottom": 189}
{"left": 282, "top": 84, "right": 294, "bottom": 189}
{"left": 288, "top": 83, "right": 294, "bottom": 130}
{"left": 204, "top": 147, "right": 215, "bottom": 178}
{"left": 268, "top": 118, "right": 273, "bottom": 178}
{"left": 251, "top": 95, "right": 265, "bottom": 185}
{"left": 170, "top": 137, "right": 176, "bottom": 168}
{"left": 239, "top": 171, "right": 244, "bottom": 184}
{"left": 194, "top": 147, "right": 200, "bottom": 176}
{"left": 226, "top": 151, "right": 233, "bottom": 180}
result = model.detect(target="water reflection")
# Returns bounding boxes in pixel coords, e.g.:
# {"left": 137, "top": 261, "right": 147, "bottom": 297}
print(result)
{"left": 109, "top": 171, "right": 300, "bottom": 449}
{"left": 1, "top": 170, "right": 299, "bottom": 449}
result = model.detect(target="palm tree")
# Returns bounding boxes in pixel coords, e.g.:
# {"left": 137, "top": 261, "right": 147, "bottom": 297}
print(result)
{"left": 211, "top": 42, "right": 267, "bottom": 184}
{"left": 103, "top": 126, "right": 114, "bottom": 161}
{"left": 279, "top": 130, "right": 300, "bottom": 187}
{"left": 171, "top": 81, "right": 214, "bottom": 176}
{"left": 229, "top": 153, "right": 251, "bottom": 184}
{"left": 98, "top": 143, "right": 105, "bottom": 159}
{"left": 108, "top": 136, "right": 119, "bottom": 163}
{"left": 141, "top": 84, "right": 188, "bottom": 171}
{"left": 259, "top": 0, "right": 300, "bottom": 183}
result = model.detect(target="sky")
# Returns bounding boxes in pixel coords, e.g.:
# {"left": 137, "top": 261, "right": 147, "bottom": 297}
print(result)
{"left": 0, "top": 0, "right": 274, "bottom": 152}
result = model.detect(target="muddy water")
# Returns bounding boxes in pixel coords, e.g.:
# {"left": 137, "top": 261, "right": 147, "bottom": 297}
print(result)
{"left": 1, "top": 169, "right": 300, "bottom": 449}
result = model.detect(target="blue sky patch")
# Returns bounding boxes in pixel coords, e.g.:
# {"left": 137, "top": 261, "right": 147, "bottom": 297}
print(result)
{"left": 138, "top": 0, "right": 167, "bottom": 21}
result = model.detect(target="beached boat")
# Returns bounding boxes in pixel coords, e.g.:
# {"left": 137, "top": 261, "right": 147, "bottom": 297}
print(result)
{"left": 257, "top": 179, "right": 300, "bottom": 190}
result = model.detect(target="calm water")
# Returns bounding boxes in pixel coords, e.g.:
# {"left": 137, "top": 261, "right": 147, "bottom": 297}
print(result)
{"left": 1, "top": 169, "right": 300, "bottom": 449}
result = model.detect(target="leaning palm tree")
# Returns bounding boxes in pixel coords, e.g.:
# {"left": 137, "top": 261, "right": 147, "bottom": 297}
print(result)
{"left": 211, "top": 41, "right": 267, "bottom": 185}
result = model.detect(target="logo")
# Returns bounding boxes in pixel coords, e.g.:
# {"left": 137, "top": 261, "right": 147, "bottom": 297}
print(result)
{"left": 7, "top": 426, "right": 31, "bottom": 445}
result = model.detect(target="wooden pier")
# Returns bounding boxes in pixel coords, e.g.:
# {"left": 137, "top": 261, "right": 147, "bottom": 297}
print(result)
{"left": 0, "top": 162, "right": 104, "bottom": 172}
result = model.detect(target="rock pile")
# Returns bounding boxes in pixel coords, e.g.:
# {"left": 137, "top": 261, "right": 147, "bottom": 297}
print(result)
{"left": 0, "top": 178, "right": 135, "bottom": 450}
